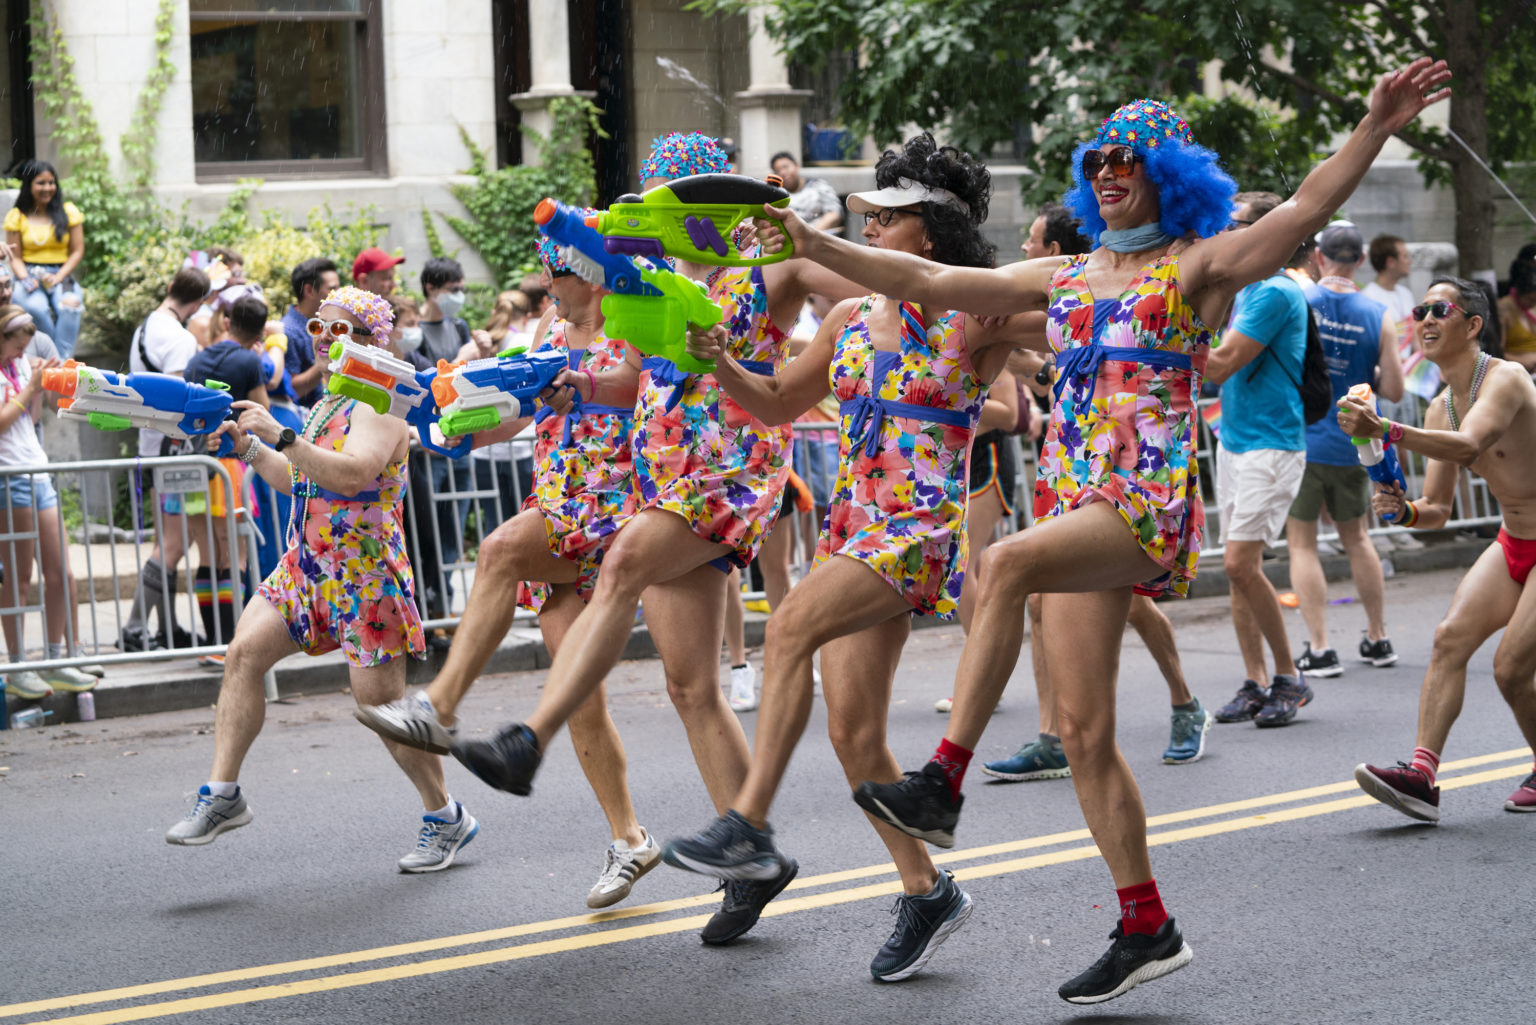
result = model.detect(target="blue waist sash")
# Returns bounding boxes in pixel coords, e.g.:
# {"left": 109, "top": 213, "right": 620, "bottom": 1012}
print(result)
{"left": 642, "top": 356, "right": 775, "bottom": 413}
{"left": 533, "top": 402, "right": 633, "bottom": 448}
{"left": 292, "top": 481, "right": 381, "bottom": 503}
{"left": 1052, "top": 344, "right": 1193, "bottom": 406}
{"left": 839, "top": 394, "right": 972, "bottom": 458}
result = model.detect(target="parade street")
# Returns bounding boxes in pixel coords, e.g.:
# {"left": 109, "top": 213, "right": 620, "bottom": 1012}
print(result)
{"left": 3, "top": 565, "right": 1530, "bottom": 1025}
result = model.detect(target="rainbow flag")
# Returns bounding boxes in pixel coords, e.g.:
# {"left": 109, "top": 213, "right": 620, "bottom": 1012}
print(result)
{"left": 1403, "top": 352, "right": 1442, "bottom": 400}
{"left": 1200, "top": 399, "right": 1221, "bottom": 440}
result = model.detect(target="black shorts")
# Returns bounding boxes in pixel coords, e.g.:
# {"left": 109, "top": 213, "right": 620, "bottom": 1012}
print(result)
{"left": 968, "top": 430, "right": 1017, "bottom": 515}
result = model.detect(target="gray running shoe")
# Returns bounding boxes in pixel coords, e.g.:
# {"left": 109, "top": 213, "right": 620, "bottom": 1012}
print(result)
{"left": 397, "top": 803, "right": 479, "bottom": 873}
{"left": 166, "top": 786, "right": 253, "bottom": 846}
{"left": 663, "top": 810, "right": 785, "bottom": 881}
{"left": 587, "top": 829, "right": 661, "bottom": 908}
{"left": 354, "top": 690, "right": 457, "bottom": 754}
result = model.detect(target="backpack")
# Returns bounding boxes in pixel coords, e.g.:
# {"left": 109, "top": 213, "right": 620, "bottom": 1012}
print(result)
{"left": 1247, "top": 303, "right": 1333, "bottom": 425}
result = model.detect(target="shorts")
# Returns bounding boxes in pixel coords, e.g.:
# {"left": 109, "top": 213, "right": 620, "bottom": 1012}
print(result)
{"left": 968, "top": 430, "right": 1017, "bottom": 515}
{"left": 1, "top": 471, "right": 59, "bottom": 511}
{"left": 1288, "top": 462, "right": 1371, "bottom": 523}
{"left": 1216, "top": 444, "right": 1305, "bottom": 546}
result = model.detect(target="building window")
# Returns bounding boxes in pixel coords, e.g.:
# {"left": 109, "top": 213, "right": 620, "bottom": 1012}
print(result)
{"left": 190, "top": 0, "right": 384, "bottom": 180}
{"left": 2, "top": 0, "right": 36, "bottom": 172}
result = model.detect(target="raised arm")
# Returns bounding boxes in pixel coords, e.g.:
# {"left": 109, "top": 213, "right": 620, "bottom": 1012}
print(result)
{"left": 1185, "top": 58, "right": 1451, "bottom": 297}
{"left": 1338, "top": 359, "right": 1531, "bottom": 466}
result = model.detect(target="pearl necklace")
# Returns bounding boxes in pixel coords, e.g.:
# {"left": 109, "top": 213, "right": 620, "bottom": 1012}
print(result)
{"left": 1444, "top": 350, "right": 1490, "bottom": 431}
{"left": 1318, "top": 275, "right": 1358, "bottom": 292}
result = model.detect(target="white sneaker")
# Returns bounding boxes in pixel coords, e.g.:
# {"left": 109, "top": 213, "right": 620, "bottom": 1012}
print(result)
{"left": 1391, "top": 533, "right": 1425, "bottom": 550}
{"left": 43, "top": 665, "right": 98, "bottom": 693}
{"left": 729, "top": 664, "right": 758, "bottom": 712}
{"left": 166, "top": 785, "right": 253, "bottom": 845}
{"left": 355, "top": 690, "right": 458, "bottom": 754}
{"left": 587, "top": 829, "right": 661, "bottom": 909}
{"left": 397, "top": 803, "right": 479, "bottom": 873}
{"left": 935, "top": 696, "right": 953, "bottom": 713}
{"left": 5, "top": 670, "right": 53, "bottom": 700}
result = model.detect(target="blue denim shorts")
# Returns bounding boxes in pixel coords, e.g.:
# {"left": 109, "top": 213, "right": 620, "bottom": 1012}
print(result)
{"left": 1, "top": 472, "right": 59, "bottom": 511}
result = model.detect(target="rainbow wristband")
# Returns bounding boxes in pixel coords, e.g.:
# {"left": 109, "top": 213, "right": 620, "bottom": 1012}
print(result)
{"left": 1401, "top": 501, "right": 1419, "bottom": 528}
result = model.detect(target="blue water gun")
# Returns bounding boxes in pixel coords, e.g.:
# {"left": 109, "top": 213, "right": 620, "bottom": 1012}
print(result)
{"left": 1346, "top": 384, "right": 1406, "bottom": 523}
{"left": 430, "top": 348, "right": 571, "bottom": 437}
{"left": 533, "top": 197, "right": 722, "bottom": 374}
{"left": 43, "top": 360, "right": 236, "bottom": 456}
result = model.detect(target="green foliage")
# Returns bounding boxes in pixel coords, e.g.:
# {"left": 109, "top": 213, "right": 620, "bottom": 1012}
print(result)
{"left": 436, "top": 97, "right": 606, "bottom": 290}
{"left": 119, "top": 0, "right": 177, "bottom": 192}
{"left": 421, "top": 206, "right": 454, "bottom": 260}
{"left": 1176, "top": 95, "right": 1323, "bottom": 200}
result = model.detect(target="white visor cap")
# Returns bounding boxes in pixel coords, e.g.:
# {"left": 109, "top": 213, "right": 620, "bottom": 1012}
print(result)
{"left": 845, "top": 177, "right": 970, "bottom": 217}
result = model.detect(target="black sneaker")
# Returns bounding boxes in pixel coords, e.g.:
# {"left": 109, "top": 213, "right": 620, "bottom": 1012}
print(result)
{"left": 869, "top": 870, "right": 973, "bottom": 982}
{"left": 118, "top": 627, "right": 158, "bottom": 653}
{"left": 451, "top": 723, "right": 541, "bottom": 795}
{"left": 853, "top": 762, "right": 963, "bottom": 849}
{"left": 662, "top": 810, "right": 785, "bottom": 881}
{"left": 1359, "top": 634, "right": 1398, "bottom": 667}
{"left": 1058, "top": 917, "right": 1193, "bottom": 1004}
{"left": 699, "top": 856, "right": 799, "bottom": 945}
{"left": 1295, "top": 643, "right": 1343, "bottom": 678}
{"left": 1254, "top": 674, "right": 1313, "bottom": 728}
{"left": 1212, "top": 680, "right": 1267, "bottom": 723}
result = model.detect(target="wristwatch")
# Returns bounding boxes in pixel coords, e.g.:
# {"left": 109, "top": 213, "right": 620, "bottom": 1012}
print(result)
{"left": 273, "top": 427, "right": 297, "bottom": 453}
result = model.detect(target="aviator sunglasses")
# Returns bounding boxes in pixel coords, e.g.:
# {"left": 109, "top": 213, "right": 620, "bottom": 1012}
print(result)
{"left": 1082, "top": 146, "right": 1142, "bottom": 180}
{"left": 1411, "top": 301, "right": 1464, "bottom": 321}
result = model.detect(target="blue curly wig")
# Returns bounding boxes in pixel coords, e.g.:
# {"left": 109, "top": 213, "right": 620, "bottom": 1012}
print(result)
{"left": 1061, "top": 99, "right": 1236, "bottom": 249}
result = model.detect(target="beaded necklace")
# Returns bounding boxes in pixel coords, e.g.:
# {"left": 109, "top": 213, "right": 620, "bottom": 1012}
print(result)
{"left": 1318, "top": 275, "right": 1358, "bottom": 292}
{"left": 1444, "top": 350, "right": 1490, "bottom": 431}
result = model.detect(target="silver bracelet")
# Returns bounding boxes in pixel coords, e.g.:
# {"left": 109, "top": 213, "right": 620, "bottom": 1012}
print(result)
{"left": 238, "top": 434, "right": 262, "bottom": 465}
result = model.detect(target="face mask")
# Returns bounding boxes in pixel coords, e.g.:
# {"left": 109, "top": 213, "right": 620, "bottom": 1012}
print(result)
{"left": 397, "top": 326, "right": 424, "bottom": 353}
{"left": 435, "top": 289, "right": 466, "bottom": 317}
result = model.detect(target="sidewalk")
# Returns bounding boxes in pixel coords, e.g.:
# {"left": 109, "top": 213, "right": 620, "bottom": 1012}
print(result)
{"left": 3, "top": 530, "right": 1490, "bottom": 727}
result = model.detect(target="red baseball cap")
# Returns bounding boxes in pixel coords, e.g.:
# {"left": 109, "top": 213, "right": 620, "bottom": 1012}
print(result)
{"left": 352, "top": 246, "right": 405, "bottom": 279}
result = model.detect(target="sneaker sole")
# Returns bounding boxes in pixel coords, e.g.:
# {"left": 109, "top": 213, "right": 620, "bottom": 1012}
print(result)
{"left": 729, "top": 698, "right": 759, "bottom": 713}
{"left": 5, "top": 688, "right": 52, "bottom": 700}
{"left": 166, "top": 807, "right": 254, "bottom": 846}
{"left": 872, "top": 890, "right": 974, "bottom": 983}
{"left": 46, "top": 679, "right": 98, "bottom": 693}
{"left": 399, "top": 819, "right": 480, "bottom": 873}
{"left": 353, "top": 706, "right": 455, "bottom": 755}
{"left": 1062, "top": 940, "right": 1194, "bottom": 1004}
{"left": 662, "top": 846, "right": 786, "bottom": 881}
{"left": 1299, "top": 665, "right": 1343, "bottom": 678}
{"left": 1505, "top": 800, "right": 1536, "bottom": 813}
{"left": 1361, "top": 655, "right": 1399, "bottom": 667}
{"left": 980, "top": 763, "right": 1071, "bottom": 782}
{"left": 1354, "top": 764, "right": 1440, "bottom": 822}
{"left": 855, "top": 792, "right": 956, "bottom": 849}
{"left": 587, "top": 849, "right": 661, "bottom": 909}
{"left": 700, "top": 857, "right": 799, "bottom": 946}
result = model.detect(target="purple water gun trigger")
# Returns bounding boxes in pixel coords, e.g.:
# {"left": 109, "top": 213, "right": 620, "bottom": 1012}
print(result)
{"left": 605, "top": 236, "right": 666, "bottom": 260}
{"left": 684, "top": 215, "right": 729, "bottom": 258}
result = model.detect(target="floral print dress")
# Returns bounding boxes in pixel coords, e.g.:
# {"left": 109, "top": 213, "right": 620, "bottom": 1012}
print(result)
{"left": 259, "top": 397, "right": 425, "bottom": 666}
{"left": 816, "top": 297, "right": 987, "bottom": 618}
{"left": 631, "top": 266, "right": 792, "bottom": 569}
{"left": 1034, "top": 253, "right": 1210, "bottom": 598}
{"left": 516, "top": 319, "right": 636, "bottom": 610}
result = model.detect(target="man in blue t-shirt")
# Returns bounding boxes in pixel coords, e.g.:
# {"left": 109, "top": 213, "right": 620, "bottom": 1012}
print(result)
{"left": 1203, "top": 191, "right": 1313, "bottom": 729}
{"left": 281, "top": 258, "right": 339, "bottom": 406}
{"left": 1287, "top": 222, "right": 1404, "bottom": 679}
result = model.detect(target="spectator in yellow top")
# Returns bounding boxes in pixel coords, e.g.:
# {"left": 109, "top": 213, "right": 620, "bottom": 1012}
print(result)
{"left": 4, "top": 161, "right": 84, "bottom": 359}
{"left": 1498, "top": 250, "right": 1536, "bottom": 374}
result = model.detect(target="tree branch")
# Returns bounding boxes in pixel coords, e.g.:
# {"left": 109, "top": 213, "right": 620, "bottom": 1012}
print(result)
{"left": 1362, "top": 0, "right": 1438, "bottom": 53}
{"left": 1253, "top": 59, "right": 1457, "bottom": 163}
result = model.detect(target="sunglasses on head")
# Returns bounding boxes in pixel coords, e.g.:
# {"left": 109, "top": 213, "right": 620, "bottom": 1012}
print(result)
{"left": 1082, "top": 146, "right": 1141, "bottom": 180}
{"left": 1411, "top": 301, "right": 1464, "bottom": 321}
{"left": 306, "top": 317, "right": 361, "bottom": 340}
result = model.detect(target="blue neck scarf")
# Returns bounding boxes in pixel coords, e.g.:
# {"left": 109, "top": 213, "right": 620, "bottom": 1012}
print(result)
{"left": 1099, "top": 223, "right": 1175, "bottom": 253}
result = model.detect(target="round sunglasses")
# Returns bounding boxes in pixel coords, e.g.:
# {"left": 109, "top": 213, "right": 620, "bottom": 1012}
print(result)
{"left": 307, "top": 317, "right": 362, "bottom": 340}
{"left": 1082, "top": 146, "right": 1142, "bottom": 180}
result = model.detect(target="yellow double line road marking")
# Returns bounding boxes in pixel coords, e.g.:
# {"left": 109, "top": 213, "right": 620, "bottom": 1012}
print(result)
{"left": 7, "top": 748, "right": 1530, "bottom": 1025}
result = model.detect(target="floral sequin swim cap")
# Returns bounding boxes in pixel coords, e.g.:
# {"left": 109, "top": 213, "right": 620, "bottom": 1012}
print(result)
{"left": 1094, "top": 99, "right": 1194, "bottom": 153}
{"left": 638, "top": 132, "right": 730, "bottom": 183}
{"left": 318, "top": 285, "right": 394, "bottom": 345}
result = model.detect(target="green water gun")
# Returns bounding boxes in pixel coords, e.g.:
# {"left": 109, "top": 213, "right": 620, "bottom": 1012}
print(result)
{"left": 601, "top": 264, "right": 723, "bottom": 375}
{"left": 587, "top": 173, "right": 794, "bottom": 268}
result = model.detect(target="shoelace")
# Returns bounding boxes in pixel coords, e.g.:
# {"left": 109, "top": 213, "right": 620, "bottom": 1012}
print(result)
{"left": 885, "top": 893, "right": 930, "bottom": 942}
{"left": 595, "top": 847, "right": 629, "bottom": 887}
{"left": 184, "top": 792, "right": 214, "bottom": 820}
{"left": 415, "top": 821, "right": 447, "bottom": 851}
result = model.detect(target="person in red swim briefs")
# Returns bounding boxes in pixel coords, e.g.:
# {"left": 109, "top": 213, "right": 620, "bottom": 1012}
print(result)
{"left": 1339, "top": 276, "right": 1536, "bottom": 822}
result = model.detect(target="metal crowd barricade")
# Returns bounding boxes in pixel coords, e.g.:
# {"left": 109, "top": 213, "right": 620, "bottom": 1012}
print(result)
{"left": 0, "top": 454, "right": 257, "bottom": 678}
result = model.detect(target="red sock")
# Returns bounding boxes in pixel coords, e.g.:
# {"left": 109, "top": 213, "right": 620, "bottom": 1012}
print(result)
{"left": 1410, "top": 747, "right": 1440, "bottom": 787}
{"left": 1116, "top": 879, "right": 1169, "bottom": 936}
{"left": 930, "top": 739, "right": 973, "bottom": 801}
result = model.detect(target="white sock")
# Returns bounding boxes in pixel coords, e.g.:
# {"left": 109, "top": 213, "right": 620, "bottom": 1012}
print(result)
{"left": 427, "top": 798, "right": 459, "bottom": 822}
{"left": 47, "top": 643, "right": 65, "bottom": 661}
{"left": 206, "top": 781, "right": 239, "bottom": 798}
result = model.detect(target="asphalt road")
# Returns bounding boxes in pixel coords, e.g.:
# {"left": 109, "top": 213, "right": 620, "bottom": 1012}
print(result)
{"left": 3, "top": 566, "right": 1532, "bottom": 1025}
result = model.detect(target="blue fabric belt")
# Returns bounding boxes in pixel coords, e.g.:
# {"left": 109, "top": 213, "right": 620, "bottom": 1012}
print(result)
{"left": 642, "top": 356, "right": 775, "bottom": 413}
{"left": 292, "top": 481, "right": 381, "bottom": 503}
{"left": 838, "top": 394, "right": 972, "bottom": 458}
{"left": 1053, "top": 344, "right": 1193, "bottom": 406}
{"left": 533, "top": 402, "right": 633, "bottom": 448}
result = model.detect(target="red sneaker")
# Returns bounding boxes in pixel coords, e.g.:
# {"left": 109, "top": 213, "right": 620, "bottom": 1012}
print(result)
{"left": 1505, "top": 771, "right": 1536, "bottom": 813}
{"left": 1354, "top": 762, "right": 1440, "bottom": 823}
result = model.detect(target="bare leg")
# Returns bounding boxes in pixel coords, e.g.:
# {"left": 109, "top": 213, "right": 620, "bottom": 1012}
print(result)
{"left": 1285, "top": 517, "right": 1330, "bottom": 651}
{"left": 34, "top": 507, "right": 79, "bottom": 648}
{"left": 541, "top": 584, "right": 644, "bottom": 847}
{"left": 943, "top": 501, "right": 1163, "bottom": 752}
{"left": 1, "top": 508, "right": 35, "bottom": 657}
{"left": 1490, "top": 570, "right": 1536, "bottom": 756}
{"left": 1415, "top": 544, "right": 1520, "bottom": 754}
{"left": 350, "top": 656, "right": 448, "bottom": 810}
{"left": 1126, "top": 594, "right": 1192, "bottom": 706}
{"left": 524, "top": 509, "right": 737, "bottom": 746}
{"left": 959, "top": 488, "right": 1005, "bottom": 634}
{"left": 757, "top": 515, "right": 794, "bottom": 611}
{"left": 1335, "top": 516, "right": 1388, "bottom": 643}
{"left": 1224, "top": 539, "right": 1297, "bottom": 679}
{"left": 724, "top": 567, "right": 746, "bottom": 665}
{"left": 734, "top": 556, "right": 912, "bottom": 824}
{"left": 822, "top": 616, "right": 941, "bottom": 896}
{"left": 642, "top": 562, "right": 751, "bottom": 812}
{"left": 208, "top": 597, "right": 301, "bottom": 782}
{"left": 1029, "top": 593, "right": 1057, "bottom": 735}
{"left": 1046, "top": 587, "right": 1152, "bottom": 888}
{"left": 424, "top": 507, "right": 578, "bottom": 723}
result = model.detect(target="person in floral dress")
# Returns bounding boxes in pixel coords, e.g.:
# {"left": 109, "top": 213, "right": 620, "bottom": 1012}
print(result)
{"left": 355, "top": 234, "right": 662, "bottom": 909}
{"left": 756, "top": 60, "right": 1451, "bottom": 1004}
{"left": 449, "top": 132, "right": 864, "bottom": 946}
{"left": 165, "top": 286, "right": 479, "bottom": 875}
{"left": 662, "top": 133, "right": 1045, "bottom": 982}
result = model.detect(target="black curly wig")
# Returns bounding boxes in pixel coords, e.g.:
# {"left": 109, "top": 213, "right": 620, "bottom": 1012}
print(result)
{"left": 872, "top": 133, "right": 996, "bottom": 269}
